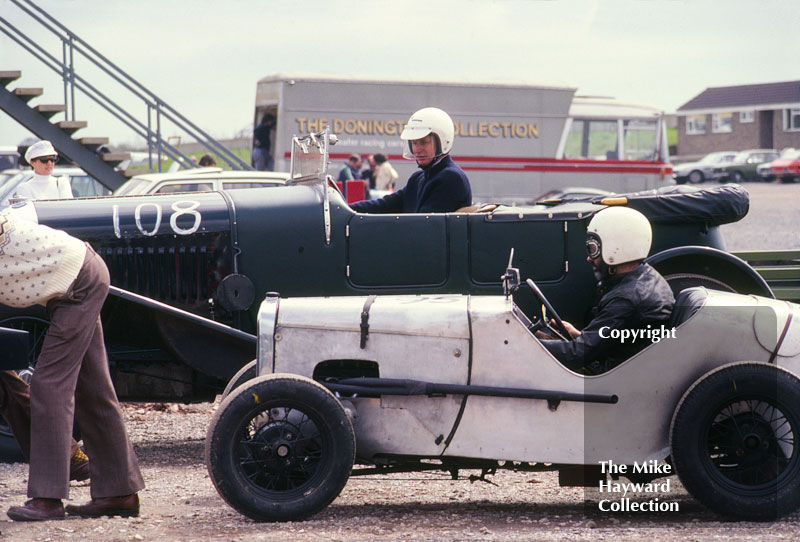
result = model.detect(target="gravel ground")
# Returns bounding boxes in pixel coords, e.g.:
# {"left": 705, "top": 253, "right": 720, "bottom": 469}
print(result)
{"left": 0, "top": 181, "right": 798, "bottom": 541}
{"left": 3, "top": 401, "right": 800, "bottom": 542}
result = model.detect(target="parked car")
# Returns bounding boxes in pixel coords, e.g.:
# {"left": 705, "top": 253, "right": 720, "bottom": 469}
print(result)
{"left": 710, "top": 149, "right": 780, "bottom": 182}
{"left": 672, "top": 151, "right": 737, "bottom": 184}
{"left": 0, "top": 168, "right": 22, "bottom": 185}
{"left": 113, "top": 167, "right": 289, "bottom": 196}
{"left": 532, "top": 186, "right": 613, "bottom": 203}
{"left": 757, "top": 149, "right": 800, "bottom": 183}
{"left": 0, "top": 147, "right": 20, "bottom": 171}
{"left": 0, "top": 166, "right": 111, "bottom": 207}
{"left": 205, "top": 256, "right": 800, "bottom": 522}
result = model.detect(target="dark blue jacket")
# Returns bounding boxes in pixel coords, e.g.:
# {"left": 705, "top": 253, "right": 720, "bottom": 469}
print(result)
{"left": 350, "top": 155, "right": 471, "bottom": 214}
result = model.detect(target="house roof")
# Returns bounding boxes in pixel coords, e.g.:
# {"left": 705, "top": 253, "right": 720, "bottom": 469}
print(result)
{"left": 677, "top": 80, "right": 800, "bottom": 111}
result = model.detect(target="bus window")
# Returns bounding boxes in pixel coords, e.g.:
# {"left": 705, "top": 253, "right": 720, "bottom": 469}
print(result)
{"left": 564, "top": 119, "right": 618, "bottom": 160}
{"left": 624, "top": 119, "right": 658, "bottom": 161}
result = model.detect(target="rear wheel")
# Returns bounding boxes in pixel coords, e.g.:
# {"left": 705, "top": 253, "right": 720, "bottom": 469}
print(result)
{"left": 671, "top": 363, "right": 800, "bottom": 521}
{"left": 206, "top": 374, "right": 355, "bottom": 521}
{"left": 221, "top": 359, "right": 257, "bottom": 400}
{"left": 730, "top": 170, "right": 745, "bottom": 182}
{"left": 662, "top": 272, "right": 737, "bottom": 298}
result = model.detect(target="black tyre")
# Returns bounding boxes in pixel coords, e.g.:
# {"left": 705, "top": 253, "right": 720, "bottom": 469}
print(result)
{"left": 671, "top": 362, "right": 800, "bottom": 521}
{"left": 688, "top": 170, "right": 704, "bottom": 184}
{"left": 221, "top": 359, "right": 257, "bottom": 400}
{"left": 206, "top": 374, "right": 355, "bottom": 522}
{"left": 730, "top": 170, "right": 744, "bottom": 183}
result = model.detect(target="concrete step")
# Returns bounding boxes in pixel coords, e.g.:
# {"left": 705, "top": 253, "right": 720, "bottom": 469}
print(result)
{"left": 77, "top": 136, "right": 109, "bottom": 151}
{"left": 55, "top": 120, "right": 88, "bottom": 135}
{"left": 34, "top": 104, "right": 66, "bottom": 119}
{"left": 0, "top": 70, "right": 22, "bottom": 87}
{"left": 12, "top": 87, "right": 43, "bottom": 102}
{"left": 101, "top": 152, "right": 131, "bottom": 167}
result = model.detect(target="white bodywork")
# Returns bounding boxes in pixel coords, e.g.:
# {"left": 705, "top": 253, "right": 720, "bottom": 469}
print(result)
{"left": 258, "top": 290, "right": 800, "bottom": 466}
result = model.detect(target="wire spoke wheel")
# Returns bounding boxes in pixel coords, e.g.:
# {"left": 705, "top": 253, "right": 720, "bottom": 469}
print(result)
{"left": 671, "top": 363, "right": 800, "bottom": 521}
{"left": 238, "top": 406, "right": 325, "bottom": 492}
{"left": 206, "top": 374, "right": 355, "bottom": 522}
{"left": 706, "top": 398, "right": 795, "bottom": 488}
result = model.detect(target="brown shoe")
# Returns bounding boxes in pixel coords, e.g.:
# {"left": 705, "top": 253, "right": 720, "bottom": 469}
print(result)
{"left": 69, "top": 448, "right": 90, "bottom": 482}
{"left": 65, "top": 493, "right": 139, "bottom": 518}
{"left": 7, "top": 498, "right": 65, "bottom": 521}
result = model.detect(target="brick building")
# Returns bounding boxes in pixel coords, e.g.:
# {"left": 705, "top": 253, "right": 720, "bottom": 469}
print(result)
{"left": 675, "top": 80, "right": 800, "bottom": 158}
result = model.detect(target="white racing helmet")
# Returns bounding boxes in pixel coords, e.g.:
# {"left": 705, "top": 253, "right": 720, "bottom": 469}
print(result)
{"left": 401, "top": 107, "right": 454, "bottom": 160}
{"left": 586, "top": 206, "right": 652, "bottom": 266}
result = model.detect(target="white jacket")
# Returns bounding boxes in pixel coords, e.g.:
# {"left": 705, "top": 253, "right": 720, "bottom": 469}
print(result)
{"left": 14, "top": 174, "right": 74, "bottom": 201}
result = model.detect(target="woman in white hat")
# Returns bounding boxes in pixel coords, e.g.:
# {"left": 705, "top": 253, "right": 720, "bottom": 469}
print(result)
{"left": 15, "top": 141, "right": 73, "bottom": 201}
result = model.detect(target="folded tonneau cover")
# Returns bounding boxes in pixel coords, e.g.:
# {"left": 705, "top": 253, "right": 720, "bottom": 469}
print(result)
{"left": 617, "top": 184, "right": 749, "bottom": 226}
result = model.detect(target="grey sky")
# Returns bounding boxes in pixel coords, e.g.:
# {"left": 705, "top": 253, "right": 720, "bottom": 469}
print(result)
{"left": 2, "top": 0, "right": 798, "bottom": 147}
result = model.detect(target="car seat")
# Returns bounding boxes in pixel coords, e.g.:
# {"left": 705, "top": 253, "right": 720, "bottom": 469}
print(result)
{"left": 668, "top": 287, "right": 709, "bottom": 328}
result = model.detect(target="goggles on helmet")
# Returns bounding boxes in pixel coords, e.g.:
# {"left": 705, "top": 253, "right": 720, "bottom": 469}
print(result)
{"left": 586, "top": 234, "right": 602, "bottom": 260}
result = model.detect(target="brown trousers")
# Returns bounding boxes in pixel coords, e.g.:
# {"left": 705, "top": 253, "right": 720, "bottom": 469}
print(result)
{"left": 0, "top": 370, "right": 80, "bottom": 460}
{"left": 28, "top": 246, "right": 144, "bottom": 499}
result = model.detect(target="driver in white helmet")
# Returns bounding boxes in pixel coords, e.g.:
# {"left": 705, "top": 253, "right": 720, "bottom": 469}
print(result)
{"left": 350, "top": 107, "right": 472, "bottom": 213}
{"left": 539, "top": 207, "right": 675, "bottom": 374}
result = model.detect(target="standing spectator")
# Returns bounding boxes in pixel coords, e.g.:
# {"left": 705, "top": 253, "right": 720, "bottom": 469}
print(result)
{"left": 373, "top": 153, "right": 399, "bottom": 190}
{"left": 198, "top": 154, "right": 217, "bottom": 167}
{"left": 0, "top": 371, "right": 90, "bottom": 481}
{"left": 337, "top": 154, "right": 363, "bottom": 183}
{"left": 14, "top": 141, "right": 73, "bottom": 201}
{"left": 252, "top": 114, "right": 275, "bottom": 170}
{"left": 3, "top": 212, "right": 144, "bottom": 521}
{"left": 361, "top": 154, "right": 377, "bottom": 189}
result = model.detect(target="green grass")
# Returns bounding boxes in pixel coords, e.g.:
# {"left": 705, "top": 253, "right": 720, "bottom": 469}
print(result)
{"left": 667, "top": 127, "right": 678, "bottom": 147}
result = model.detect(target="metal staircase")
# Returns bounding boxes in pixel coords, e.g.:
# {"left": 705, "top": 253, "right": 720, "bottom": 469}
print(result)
{"left": 0, "top": 0, "right": 251, "bottom": 191}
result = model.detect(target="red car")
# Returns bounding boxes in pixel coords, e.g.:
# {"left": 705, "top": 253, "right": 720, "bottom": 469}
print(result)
{"left": 759, "top": 149, "right": 800, "bottom": 183}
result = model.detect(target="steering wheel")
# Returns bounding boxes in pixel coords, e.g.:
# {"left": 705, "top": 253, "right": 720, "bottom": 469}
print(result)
{"left": 525, "top": 278, "right": 574, "bottom": 342}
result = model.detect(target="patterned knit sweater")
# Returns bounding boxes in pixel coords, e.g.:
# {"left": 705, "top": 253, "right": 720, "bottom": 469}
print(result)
{"left": 0, "top": 212, "right": 86, "bottom": 308}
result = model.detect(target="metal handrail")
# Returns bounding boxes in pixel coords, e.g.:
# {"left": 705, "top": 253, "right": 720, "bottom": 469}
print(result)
{"left": 0, "top": 0, "right": 252, "bottom": 172}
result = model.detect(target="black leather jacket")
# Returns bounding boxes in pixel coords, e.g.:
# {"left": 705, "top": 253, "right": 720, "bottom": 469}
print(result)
{"left": 540, "top": 263, "right": 675, "bottom": 373}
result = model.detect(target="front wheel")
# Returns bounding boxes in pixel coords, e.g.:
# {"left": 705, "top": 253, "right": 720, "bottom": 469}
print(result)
{"left": 688, "top": 170, "right": 704, "bottom": 184}
{"left": 206, "top": 374, "right": 355, "bottom": 522}
{"left": 730, "top": 170, "right": 745, "bottom": 183}
{"left": 670, "top": 362, "right": 800, "bottom": 521}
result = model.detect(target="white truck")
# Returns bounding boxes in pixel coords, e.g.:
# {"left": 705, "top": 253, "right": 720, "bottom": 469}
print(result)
{"left": 254, "top": 74, "right": 672, "bottom": 204}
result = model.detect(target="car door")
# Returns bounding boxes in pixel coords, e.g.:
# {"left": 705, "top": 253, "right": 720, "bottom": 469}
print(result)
{"left": 346, "top": 213, "right": 449, "bottom": 288}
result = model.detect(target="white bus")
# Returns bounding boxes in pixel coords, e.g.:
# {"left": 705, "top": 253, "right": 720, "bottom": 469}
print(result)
{"left": 254, "top": 74, "right": 671, "bottom": 204}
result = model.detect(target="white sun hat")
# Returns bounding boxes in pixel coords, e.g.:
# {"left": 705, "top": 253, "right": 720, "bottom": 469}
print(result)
{"left": 24, "top": 140, "right": 58, "bottom": 163}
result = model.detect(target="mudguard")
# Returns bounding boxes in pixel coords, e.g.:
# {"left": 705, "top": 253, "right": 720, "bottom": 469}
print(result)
{"left": 645, "top": 245, "right": 773, "bottom": 298}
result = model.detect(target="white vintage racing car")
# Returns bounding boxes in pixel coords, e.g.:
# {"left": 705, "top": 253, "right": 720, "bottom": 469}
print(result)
{"left": 205, "top": 254, "right": 800, "bottom": 522}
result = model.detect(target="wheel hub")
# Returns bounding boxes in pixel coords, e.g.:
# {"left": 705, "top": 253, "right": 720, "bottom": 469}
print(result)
{"left": 275, "top": 441, "right": 292, "bottom": 458}
{"left": 237, "top": 406, "right": 324, "bottom": 492}
{"left": 709, "top": 402, "right": 792, "bottom": 486}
